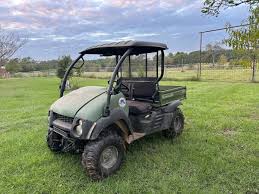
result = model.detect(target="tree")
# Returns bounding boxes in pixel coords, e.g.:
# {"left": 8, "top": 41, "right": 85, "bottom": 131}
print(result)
{"left": 225, "top": 7, "right": 258, "bottom": 80}
{"left": 205, "top": 43, "right": 224, "bottom": 65}
{"left": 20, "top": 57, "right": 35, "bottom": 72}
{"left": 5, "top": 58, "right": 21, "bottom": 73}
{"left": 165, "top": 52, "right": 174, "bottom": 65}
{"left": 174, "top": 52, "right": 188, "bottom": 66}
{"left": 76, "top": 67, "right": 82, "bottom": 77}
{"left": 56, "top": 56, "right": 72, "bottom": 79}
{"left": 218, "top": 54, "right": 228, "bottom": 65}
{"left": 202, "top": 0, "right": 258, "bottom": 16}
{"left": 0, "top": 27, "right": 27, "bottom": 66}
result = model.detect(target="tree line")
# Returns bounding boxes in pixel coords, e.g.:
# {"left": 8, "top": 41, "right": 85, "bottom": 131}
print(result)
{"left": 4, "top": 45, "right": 256, "bottom": 75}
{"left": 5, "top": 57, "right": 59, "bottom": 73}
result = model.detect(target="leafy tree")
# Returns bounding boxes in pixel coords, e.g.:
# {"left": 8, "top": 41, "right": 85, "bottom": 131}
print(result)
{"left": 202, "top": 0, "right": 258, "bottom": 16}
{"left": 76, "top": 66, "right": 83, "bottom": 77}
{"left": 174, "top": 52, "right": 188, "bottom": 66}
{"left": 188, "top": 51, "right": 201, "bottom": 64}
{"left": 168, "top": 53, "right": 174, "bottom": 58}
{"left": 56, "top": 55, "right": 72, "bottom": 79}
{"left": 218, "top": 54, "right": 228, "bottom": 65}
{"left": 225, "top": 7, "right": 258, "bottom": 80}
{"left": 229, "top": 57, "right": 251, "bottom": 68}
{"left": 20, "top": 57, "right": 35, "bottom": 72}
{"left": 5, "top": 58, "right": 21, "bottom": 73}
{"left": 205, "top": 43, "right": 224, "bottom": 65}
{"left": 165, "top": 52, "right": 174, "bottom": 65}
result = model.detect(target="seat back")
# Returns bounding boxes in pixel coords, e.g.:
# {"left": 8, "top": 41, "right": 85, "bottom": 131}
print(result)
{"left": 118, "top": 77, "right": 157, "bottom": 100}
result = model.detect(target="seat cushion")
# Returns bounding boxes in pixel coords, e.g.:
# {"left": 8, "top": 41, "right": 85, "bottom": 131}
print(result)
{"left": 127, "top": 100, "right": 152, "bottom": 115}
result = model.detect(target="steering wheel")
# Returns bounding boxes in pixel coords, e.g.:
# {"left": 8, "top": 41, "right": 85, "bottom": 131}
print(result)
{"left": 113, "top": 81, "right": 129, "bottom": 93}
{"left": 120, "top": 82, "right": 129, "bottom": 92}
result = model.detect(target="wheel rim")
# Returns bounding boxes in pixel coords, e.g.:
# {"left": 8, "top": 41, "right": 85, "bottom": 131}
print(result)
{"left": 100, "top": 146, "right": 118, "bottom": 169}
{"left": 174, "top": 116, "right": 182, "bottom": 132}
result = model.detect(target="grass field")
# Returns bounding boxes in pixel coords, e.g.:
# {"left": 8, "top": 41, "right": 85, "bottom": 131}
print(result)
{"left": 12, "top": 64, "right": 259, "bottom": 82}
{"left": 78, "top": 68, "right": 259, "bottom": 82}
{"left": 0, "top": 77, "right": 258, "bottom": 193}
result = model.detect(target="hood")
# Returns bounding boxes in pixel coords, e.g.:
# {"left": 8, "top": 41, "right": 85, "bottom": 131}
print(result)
{"left": 50, "top": 86, "right": 106, "bottom": 117}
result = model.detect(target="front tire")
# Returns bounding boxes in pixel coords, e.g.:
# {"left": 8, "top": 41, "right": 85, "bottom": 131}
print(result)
{"left": 81, "top": 132, "right": 125, "bottom": 181}
{"left": 163, "top": 108, "right": 185, "bottom": 138}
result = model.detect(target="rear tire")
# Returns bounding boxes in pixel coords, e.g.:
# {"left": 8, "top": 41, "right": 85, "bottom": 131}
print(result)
{"left": 163, "top": 108, "right": 184, "bottom": 138}
{"left": 46, "top": 129, "right": 63, "bottom": 152}
{"left": 81, "top": 131, "right": 125, "bottom": 181}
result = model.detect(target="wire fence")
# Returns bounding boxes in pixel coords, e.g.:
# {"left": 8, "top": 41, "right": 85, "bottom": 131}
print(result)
{"left": 197, "top": 24, "right": 258, "bottom": 82}
{"left": 78, "top": 63, "right": 258, "bottom": 82}
{"left": 9, "top": 62, "right": 258, "bottom": 83}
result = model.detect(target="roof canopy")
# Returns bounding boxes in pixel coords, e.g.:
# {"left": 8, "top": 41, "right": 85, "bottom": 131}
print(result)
{"left": 80, "top": 41, "right": 168, "bottom": 56}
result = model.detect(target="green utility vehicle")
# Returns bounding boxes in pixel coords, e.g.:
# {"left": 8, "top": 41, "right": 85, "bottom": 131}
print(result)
{"left": 47, "top": 41, "right": 186, "bottom": 180}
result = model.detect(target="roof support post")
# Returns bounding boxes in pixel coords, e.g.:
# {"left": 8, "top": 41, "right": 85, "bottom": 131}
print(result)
{"left": 156, "top": 51, "right": 159, "bottom": 78}
{"left": 156, "top": 50, "right": 164, "bottom": 83}
{"left": 116, "top": 55, "right": 119, "bottom": 77}
{"left": 60, "top": 54, "right": 83, "bottom": 97}
{"left": 104, "top": 48, "right": 133, "bottom": 117}
{"left": 119, "top": 55, "right": 122, "bottom": 77}
{"left": 145, "top": 53, "right": 148, "bottom": 77}
{"left": 128, "top": 55, "right": 131, "bottom": 78}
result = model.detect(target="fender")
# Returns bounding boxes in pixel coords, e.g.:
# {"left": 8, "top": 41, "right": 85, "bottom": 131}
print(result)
{"left": 162, "top": 100, "right": 182, "bottom": 113}
{"left": 89, "top": 108, "right": 133, "bottom": 140}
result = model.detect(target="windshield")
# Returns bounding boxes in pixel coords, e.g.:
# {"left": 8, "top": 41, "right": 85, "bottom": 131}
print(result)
{"left": 62, "top": 55, "right": 116, "bottom": 93}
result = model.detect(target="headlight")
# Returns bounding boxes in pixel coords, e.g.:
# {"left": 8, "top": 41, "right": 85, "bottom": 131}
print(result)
{"left": 74, "top": 120, "right": 83, "bottom": 137}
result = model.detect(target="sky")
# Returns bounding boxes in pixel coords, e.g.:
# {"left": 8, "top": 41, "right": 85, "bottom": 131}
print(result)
{"left": 0, "top": 0, "right": 250, "bottom": 60}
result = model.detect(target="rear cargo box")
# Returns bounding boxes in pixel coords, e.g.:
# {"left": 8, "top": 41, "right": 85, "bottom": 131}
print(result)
{"left": 158, "top": 86, "right": 186, "bottom": 106}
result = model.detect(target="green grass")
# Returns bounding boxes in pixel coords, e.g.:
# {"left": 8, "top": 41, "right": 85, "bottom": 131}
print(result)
{"left": 73, "top": 67, "right": 259, "bottom": 82}
{"left": 0, "top": 77, "right": 258, "bottom": 193}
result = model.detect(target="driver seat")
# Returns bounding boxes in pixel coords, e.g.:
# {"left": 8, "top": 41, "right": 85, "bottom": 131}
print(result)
{"left": 127, "top": 100, "right": 152, "bottom": 115}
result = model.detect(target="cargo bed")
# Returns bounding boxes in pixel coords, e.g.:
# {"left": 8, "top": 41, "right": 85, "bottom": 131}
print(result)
{"left": 158, "top": 86, "right": 186, "bottom": 106}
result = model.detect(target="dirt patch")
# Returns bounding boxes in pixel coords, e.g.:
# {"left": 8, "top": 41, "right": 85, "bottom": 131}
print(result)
{"left": 223, "top": 128, "right": 236, "bottom": 136}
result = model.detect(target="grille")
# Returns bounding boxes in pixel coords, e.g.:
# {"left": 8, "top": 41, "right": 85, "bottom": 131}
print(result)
{"left": 53, "top": 125, "right": 70, "bottom": 134}
{"left": 54, "top": 113, "right": 74, "bottom": 124}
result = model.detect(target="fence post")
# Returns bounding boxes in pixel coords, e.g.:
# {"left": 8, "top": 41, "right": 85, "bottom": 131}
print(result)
{"left": 198, "top": 32, "right": 203, "bottom": 79}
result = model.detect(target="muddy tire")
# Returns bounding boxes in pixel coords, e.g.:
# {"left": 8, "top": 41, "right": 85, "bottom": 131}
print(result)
{"left": 163, "top": 108, "right": 184, "bottom": 138}
{"left": 46, "top": 129, "right": 63, "bottom": 152}
{"left": 81, "top": 132, "right": 125, "bottom": 181}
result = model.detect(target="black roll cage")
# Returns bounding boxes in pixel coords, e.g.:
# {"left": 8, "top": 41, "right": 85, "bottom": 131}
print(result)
{"left": 60, "top": 48, "right": 165, "bottom": 116}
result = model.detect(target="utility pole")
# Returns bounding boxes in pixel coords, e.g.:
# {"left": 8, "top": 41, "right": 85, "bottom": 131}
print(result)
{"left": 199, "top": 32, "right": 203, "bottom": 79}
